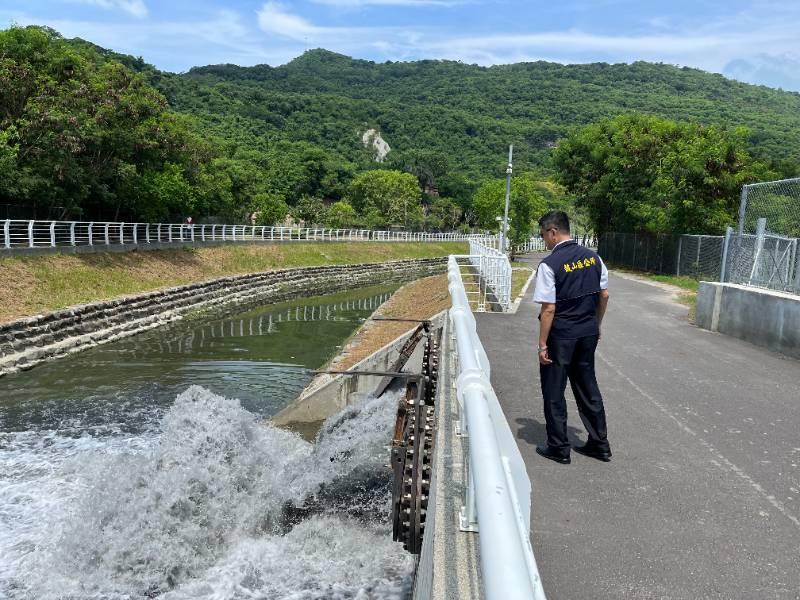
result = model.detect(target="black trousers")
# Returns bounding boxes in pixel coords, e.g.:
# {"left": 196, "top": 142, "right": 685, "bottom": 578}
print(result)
{"left": 539, "top": 334, "right": 609, "bottom": 454}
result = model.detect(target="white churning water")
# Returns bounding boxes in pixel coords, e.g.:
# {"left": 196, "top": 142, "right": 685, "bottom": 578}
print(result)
{"left": 0, "top": 386, "right": 413, "bottom": 599}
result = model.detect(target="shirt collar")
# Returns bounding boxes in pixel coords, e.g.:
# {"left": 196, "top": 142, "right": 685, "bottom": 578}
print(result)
{"left": 550, "top": 239, "right": 575, "bottom": 252}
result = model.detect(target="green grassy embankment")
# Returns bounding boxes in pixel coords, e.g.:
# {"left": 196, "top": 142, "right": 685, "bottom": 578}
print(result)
{"left": 511, "top": 262, "right": 535, "bottom": 301}
{"left": 0, "top": 242, "right": 467, "bottom": 323}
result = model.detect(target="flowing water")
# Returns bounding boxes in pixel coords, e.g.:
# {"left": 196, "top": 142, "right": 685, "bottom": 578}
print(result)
{"left": 0, "top": 284, "right": 415, "bottom": 599}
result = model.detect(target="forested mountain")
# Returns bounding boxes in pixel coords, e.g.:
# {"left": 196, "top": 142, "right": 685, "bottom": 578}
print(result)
{"left": 158, "top": 49, "right": 800, "bottom": 177}
{"left": 2, "top": 25, "right": 799, "bottom": 234}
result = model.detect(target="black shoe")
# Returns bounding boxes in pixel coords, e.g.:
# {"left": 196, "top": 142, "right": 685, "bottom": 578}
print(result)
{"left": 535, "top": 445, "right": 571, "bottom": 464}
{"left": 573, "top": 443, "right": 612, "bottom": 462}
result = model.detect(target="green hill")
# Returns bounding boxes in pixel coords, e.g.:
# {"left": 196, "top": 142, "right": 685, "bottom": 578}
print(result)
{"left": 2, "top": 25, "right": 800, "bottom": 226}
{"left": 157, "top": 49, "right": 800, "bottom": 177}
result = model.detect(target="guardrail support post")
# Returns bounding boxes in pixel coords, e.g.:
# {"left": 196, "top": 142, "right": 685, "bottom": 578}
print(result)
{"left": 49, "top": 221, "right": 56, "bottom": 247}
{"left": 28, "top": 220, "right": 34, "bottom": 248}
{"left": 3, "top": 220, "right": 10, "bottom": 249}
{"left": 459, "top": 464, "right": 480, "bottom": 532}
{"left": 104, "top": 223, "right": 110, "bottom": 246}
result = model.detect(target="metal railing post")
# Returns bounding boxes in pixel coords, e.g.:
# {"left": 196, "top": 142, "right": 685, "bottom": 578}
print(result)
{"left": 104, "top": 223, "right": 110, "bottom": 246}
{"left": 146, "top": 224, "right": 151, "bottom": 244}
{"left": 49, "top": 221, "right": 56, "bottom": 247}
{"left": 88, "top": 222, "right": 94, "bottom": 246}
{"left": 69, "top": 221, "right": 76, "bottom": 246}
{"left": 3, "top": 220, "right": 10, "bottom": 249}
{"left": 133, "top": 223, "right": 138, "bottom": 245}
{"left": 28, "top": 220, "right": 34, "bottom": 248}
{"left": 720, "top": 226, "right": 733, "bottom": 283}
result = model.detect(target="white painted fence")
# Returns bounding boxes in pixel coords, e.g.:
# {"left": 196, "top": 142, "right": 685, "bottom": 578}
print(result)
{"left": 1, "top": 219, "right": 487, "bottom": 250}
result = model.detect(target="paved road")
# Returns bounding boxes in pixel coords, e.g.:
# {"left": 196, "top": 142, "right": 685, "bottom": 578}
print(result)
{"left": 476, "top": 256, "right": 800, "bottom": 600}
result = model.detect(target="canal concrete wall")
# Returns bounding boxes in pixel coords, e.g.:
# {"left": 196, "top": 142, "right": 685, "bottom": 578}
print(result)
{"left": 273, "top": 311, "right": 447, "bottom": 427}
{"left": 696, "top": 281, "right": 800, "bottom": 358}
{"left": 0, "top": 258, "right": 445, "bottom": 378}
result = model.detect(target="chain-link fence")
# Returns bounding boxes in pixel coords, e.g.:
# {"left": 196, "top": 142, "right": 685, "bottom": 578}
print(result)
{"left": 721, "top": 177, "right": 800, "bottom": 295}
{"left": 598, "top": 232, "right": 724, "bottom": 279}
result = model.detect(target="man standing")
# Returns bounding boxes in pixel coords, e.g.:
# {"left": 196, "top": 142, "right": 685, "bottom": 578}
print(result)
{"left": 532, "top": 211, "right": 611, "bottom": 464}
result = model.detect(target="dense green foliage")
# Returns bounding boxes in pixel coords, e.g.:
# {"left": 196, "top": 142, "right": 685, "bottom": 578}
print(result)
{"left": 161, "top": 48, "right": 800, "bottom": 180}
{"left": 552, "top": 114, "right": 774, "bottom": 235}
{"left": 3, "top": 25, "right": 800, "bottom": 236}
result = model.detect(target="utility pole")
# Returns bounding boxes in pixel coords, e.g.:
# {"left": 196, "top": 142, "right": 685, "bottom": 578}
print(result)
{"left": 500, "top": 144, "right": 513, "bottom": 254}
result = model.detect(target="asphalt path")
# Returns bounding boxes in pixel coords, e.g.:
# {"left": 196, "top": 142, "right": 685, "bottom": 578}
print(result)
{"left": 475, "top": 255, "right": 800, "bottom": 600}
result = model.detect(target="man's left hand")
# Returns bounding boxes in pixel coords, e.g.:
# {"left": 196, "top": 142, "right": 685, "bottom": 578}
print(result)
{"left": 538, "top": 348, "right": 552, "bottom": 365}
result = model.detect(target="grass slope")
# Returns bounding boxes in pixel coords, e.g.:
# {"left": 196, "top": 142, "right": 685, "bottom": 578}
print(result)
{"left": 0, "top": 242, "right": 466, "bottom": 323}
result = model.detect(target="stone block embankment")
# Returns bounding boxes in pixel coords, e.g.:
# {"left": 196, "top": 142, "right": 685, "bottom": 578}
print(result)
{"left": 0, "top": 258, "right": 445, "bottom": 377}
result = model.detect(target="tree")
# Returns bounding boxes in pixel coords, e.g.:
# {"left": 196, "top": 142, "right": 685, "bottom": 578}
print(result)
{"left": 426, "top": 197, "right": 462, "bottom": 231}
{"left": 0, "top": 26, "right": 215, "bottom": 221}
{"left": 137, "top": 163, "right": 195, "bottom": 222}
{"left": 325, "top": 200, "right": 356, "bottom": 228}
{"left": 346, "top": 169, "right": 422, "bottom": 228}
{"left": 251, "top": 191, "right": 289, "bottom": 225}
{"left": 471, "top": 174, "right": 547, "bottom": 233}
{"left": 552, "top": 113, "right": 774, "bottom": 235}
{"left": 388, "top": 149, "right": 449, "bottom": 194}
{"left": 291, "top": 195, "right": 328, "bottom": 225}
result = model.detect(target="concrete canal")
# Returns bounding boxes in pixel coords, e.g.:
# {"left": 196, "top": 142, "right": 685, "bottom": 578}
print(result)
{"left": 0, "top": 283, "right": 416, "bottom": 599}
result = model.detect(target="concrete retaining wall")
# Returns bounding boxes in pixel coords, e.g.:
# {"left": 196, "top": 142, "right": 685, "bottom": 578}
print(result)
{"left": 0, "top": 258, "right": 445, "bottom": 377}
{"left": 696, "top": 282, "right": 800, "bottom": 358}
{"left": 273, "top": 311, "right": 446, "bottom": 428}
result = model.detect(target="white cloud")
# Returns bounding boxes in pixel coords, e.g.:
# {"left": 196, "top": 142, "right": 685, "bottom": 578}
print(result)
{"left": 724, "top": 54, "right": 800, "bottom": 92}
{"left": 68, "top": 0, "right": 149, "bottom": 19}
{"left": 257, "top": 2, "right": 320, "bottom": 40}
{"left": 256, "top": 2, "right": 386, "bottom": 44}
{"left": 0, "top": 9, "right": 293, "bottom": 72}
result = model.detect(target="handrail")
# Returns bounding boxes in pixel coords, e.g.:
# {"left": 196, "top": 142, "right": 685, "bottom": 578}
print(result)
{"left": 447, "top": 255, "right": 547, "bottom": 599}
{"left": 0, "top": 219, "right": 496, "bottom": 250}
{"left": 468, "top": 239, "right": 513, "bottom": 310}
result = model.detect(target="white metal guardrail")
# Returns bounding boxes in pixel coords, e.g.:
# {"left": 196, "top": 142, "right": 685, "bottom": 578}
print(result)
{"left": 1, "top": 219, "right": 489, "bottom": 250}
{"left": 447, "top": 255, "right": 547, "bottom": 600}
{"left": 467, "top": 239, "right": 513, "bottom": 311}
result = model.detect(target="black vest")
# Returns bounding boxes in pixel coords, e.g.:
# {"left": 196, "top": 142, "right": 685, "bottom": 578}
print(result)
{"left": 541, "top": 240, "right": 603, "bottom": 339}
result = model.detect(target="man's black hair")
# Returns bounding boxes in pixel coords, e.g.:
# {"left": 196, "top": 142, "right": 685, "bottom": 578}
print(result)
{"left": 538, "top": 210, "right": 570, "bottom": 233}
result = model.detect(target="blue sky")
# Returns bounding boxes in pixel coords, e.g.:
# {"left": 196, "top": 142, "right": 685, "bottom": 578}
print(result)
{"left": 3, "top": 0, "right": 800, "bottom": 91}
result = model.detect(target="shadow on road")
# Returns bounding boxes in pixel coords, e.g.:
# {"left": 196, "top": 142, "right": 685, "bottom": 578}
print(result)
{"left": 514, "top": 416, "right": 584, "bottom": 447}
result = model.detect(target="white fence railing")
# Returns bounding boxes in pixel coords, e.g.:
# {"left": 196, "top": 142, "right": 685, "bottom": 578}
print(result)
{"left": 1, "top": 219, "right": 487, "bottom": 250}
{"left": 447, "top": 255, "right": 547, "bottom": 600}
{"left": 467, "top": 239, "right": 513, "bottom": 311}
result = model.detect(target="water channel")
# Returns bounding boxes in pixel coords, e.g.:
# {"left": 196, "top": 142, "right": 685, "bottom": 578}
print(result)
{"left": 0, "top": 283, "right": 415, "bottom": 599}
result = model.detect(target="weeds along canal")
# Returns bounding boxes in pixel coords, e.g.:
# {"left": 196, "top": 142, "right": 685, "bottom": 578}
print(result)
{"left": 0, "top": 283, "right": 416, "bottom": 599}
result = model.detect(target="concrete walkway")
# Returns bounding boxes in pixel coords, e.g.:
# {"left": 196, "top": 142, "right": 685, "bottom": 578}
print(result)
{"left": 475, "top": 255, "right": 800, "bottom": 600}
